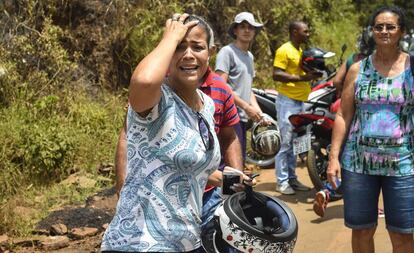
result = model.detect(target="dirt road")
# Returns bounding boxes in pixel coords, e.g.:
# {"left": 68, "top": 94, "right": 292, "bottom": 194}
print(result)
{"left": 255, "top": 161, "right": 391, "bottom": 253}
{"left": 15, "top": 161, "right": 393, "bottom": 253}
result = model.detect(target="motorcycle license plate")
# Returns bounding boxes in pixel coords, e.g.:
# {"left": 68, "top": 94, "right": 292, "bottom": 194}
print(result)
{"left": 293, "top": 134, "right": 311, "bottom": 155}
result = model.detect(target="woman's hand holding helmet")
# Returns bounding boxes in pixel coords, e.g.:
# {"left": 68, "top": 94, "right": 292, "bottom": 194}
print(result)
{"left": 231, "top": 173, "right": 258, "bottom": 192}
{"left": 224, "top": 166, "right": 258, "bottom": 192}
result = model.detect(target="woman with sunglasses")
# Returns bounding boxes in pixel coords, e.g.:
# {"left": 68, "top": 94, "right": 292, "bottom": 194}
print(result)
{"left": 327, "top": 6, "right": 414, "bottom": 253}
{"left": 312, "top": 26, "right": 376, "bottom": 218}
{"left": 101, "top": 13, "right": 221, "bottom": 253}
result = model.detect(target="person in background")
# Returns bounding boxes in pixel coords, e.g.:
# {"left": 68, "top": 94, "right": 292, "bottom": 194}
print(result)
{"left": 333, "top": 27, "right": 375, "bottom": 96}
{"left": 272, "top": 21, "right": 321, "bottom": 195}
{"left": 328, "top": 6, "right": 414, "bottom": 252}
{"left": 101, "top": 13, "right": 221, "bottom": 252}
{"left": 197, "top": 34, "right": 244, "bottom": 233}
{"left": 215, "top": 11, "right": 265, "bottom": 161}
{"left": 313, "top": 27, "right": 376, "bottom": 217}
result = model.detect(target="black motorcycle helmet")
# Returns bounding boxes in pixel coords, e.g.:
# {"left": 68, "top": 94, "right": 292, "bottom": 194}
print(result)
{"left": 202, "top": 190, "right": 298, "bottom": 253}
{"left": 301, "top": 47, "right": 335, "bottom": 73}
{"left": 358, "top": 27, "right": 375, "bottom": 55}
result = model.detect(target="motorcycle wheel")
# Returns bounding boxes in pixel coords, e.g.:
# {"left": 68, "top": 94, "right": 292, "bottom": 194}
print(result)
{"left": 306, "top": 143, "right": 328, "bottom": 191}
{"left": 245, "top": 153, "right": 274, "bottom": 169}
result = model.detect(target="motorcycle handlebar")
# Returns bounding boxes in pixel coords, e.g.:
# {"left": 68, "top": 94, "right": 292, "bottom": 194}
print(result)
{"left": 252, "top": 88, "right": 265, "bottom": 96}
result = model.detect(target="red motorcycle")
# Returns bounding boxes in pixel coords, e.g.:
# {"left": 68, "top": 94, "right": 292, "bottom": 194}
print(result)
{"left": 289, "top": 82, "right": 339, "bottom": 190}
{"left": 248, "top": 45, "right": 346, "bottom": 177}
{"left": 286, "top": 45, "right": 346, "bottom": 191}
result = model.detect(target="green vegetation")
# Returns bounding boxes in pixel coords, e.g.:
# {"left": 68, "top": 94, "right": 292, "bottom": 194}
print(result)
{"left": 0, "top": 0, "right": 125, "bottom": 235}
{"left": 0, "top": 0, "right": 412, "bottom": 236}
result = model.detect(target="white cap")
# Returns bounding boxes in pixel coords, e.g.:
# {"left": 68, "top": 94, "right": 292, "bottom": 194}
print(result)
{"left": 228, "top": 12, "right": 263, "bottom": 39}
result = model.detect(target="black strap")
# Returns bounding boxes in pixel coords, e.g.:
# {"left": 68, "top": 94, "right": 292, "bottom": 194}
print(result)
{"left": 363, "top": 55, "right": 370, "bottom": 72}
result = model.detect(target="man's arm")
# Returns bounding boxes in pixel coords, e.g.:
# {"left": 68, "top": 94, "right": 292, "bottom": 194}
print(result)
{"left": 218, "top": 126, "right": 243, "bottom": 170}
{"left": 221, "top": 126, "right": 257, "bottom": 190}
{"left": 216, "top": 71, "right": 262, "bottom": 122}
{"left": 249, "top": 91, "right": 262, "bottom": 113}
{"left": 209, "top": 126, "right": 256, "bottom": 190}
{"left": 272, "top": 66, "right": 321, "bottom": 82}
{"left": 332, "top": 61, "right": 347, "bottom": 97}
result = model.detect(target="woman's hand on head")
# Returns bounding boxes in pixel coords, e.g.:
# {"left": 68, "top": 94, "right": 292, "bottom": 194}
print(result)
{"left": 164, "top": 13, "right": 199, "bottom": 45}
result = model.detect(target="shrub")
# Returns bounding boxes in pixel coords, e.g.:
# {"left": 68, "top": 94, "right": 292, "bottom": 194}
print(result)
{"left": 0, "top": 89, "right": 124, "bottom": 235}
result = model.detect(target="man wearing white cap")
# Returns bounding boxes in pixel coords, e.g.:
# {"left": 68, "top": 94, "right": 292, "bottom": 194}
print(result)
{"left": 215, "top": 11, "right": 265, "bottom": 161}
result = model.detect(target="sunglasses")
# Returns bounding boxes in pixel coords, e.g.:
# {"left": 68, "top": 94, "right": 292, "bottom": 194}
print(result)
{"left": 373, "top": 24, "right": 399, "bottom": 33}
{"left": 196, "top": 112, "right": 215, "bottom": 151}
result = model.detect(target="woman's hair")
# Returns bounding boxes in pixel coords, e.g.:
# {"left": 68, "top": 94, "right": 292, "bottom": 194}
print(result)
{"left": 369, "top": 6, "right": 407, "bottom": 33}
{"left": 184, "top": 15, "right": 215, "bottom": 49}
{"left": 358, "top": 27, "right": 375, "bottom": 55}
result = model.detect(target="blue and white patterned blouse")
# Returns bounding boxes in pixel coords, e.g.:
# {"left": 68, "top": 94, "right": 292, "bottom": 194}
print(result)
{"left": 101, "top": 84, "right": 221, "bottom": 252}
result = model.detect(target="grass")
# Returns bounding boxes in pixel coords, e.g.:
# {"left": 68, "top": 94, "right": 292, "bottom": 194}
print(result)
{"left": 0, "top": 89, "right": 125, "bottom": 236}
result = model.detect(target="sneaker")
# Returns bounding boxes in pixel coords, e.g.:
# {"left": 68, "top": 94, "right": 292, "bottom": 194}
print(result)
{"left": 276, "top": 183, "right": 295, "bottom": 195}
{"left": 288, "top": 178, "right": 311, "bottom": 191}
{"left": 313, "top": 190, "right": 330, "bottom": 217}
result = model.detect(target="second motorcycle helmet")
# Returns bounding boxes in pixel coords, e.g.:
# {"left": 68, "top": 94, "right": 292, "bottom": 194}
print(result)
{"left": 301, "top": 47, "right": 335, "bottom": 73}
{"left": 202, "top": 190, "right": 298, "bottom": 253}
{"left": 251, "top": 115, "right": 281, "bottom": 156}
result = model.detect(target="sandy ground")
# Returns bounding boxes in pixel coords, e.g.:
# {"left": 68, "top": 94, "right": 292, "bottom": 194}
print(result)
{"left": 16, "top": 161, "right": 392, "bottom": 253}
{"left": 254, "top": 161, "right": 391, "bottom": 253}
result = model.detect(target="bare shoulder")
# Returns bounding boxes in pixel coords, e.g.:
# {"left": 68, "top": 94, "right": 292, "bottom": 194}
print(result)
{"left": 345, "top": 61, "right": 360, "bottom": 82}
{"left": 402, "top": 52, "right": 410, "bottom": 67}
{"left": 348, "top": 59, "right": 361, "bottom": 73}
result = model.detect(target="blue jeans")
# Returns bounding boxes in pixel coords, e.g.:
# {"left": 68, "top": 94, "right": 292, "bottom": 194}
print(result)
{"left": 275, "top": 94, "right": 304, "bottom": 185}
{"left": 201, "top": 187, "right": 222, "bottom": 229}
{"left": 342, "top": 169, "right": 414, "bottom": 233}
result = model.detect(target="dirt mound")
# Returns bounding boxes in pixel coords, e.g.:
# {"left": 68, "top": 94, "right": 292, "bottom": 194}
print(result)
{"left": 35, "top": 206, "right": 112, "bottom": 232}
{"left": 36, "top": 187, "right": 117, "bottom": 232}
{"left": 8, "top": 188, "right": 118, "bottom": 252}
